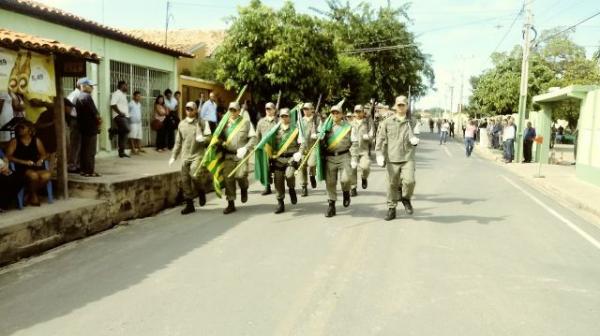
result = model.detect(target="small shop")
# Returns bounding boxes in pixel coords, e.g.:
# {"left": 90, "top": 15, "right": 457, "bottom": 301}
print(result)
{"left": 0, "top": 28, "right": 100, "bottom": 199}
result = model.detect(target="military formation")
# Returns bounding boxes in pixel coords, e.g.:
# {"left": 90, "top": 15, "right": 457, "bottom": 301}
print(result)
{"left": 169, "top": 95, "right": 419, "bottom": 221}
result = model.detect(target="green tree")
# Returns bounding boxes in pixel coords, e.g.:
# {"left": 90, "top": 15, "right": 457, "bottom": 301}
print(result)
{"left": 193, "top": 58, "right": 218, "bottom": 81}
{"left": 332, "top": 55, "right": 373, "bottom": 108}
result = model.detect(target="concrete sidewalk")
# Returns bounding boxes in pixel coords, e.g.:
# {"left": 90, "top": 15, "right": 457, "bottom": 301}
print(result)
{"left": 473, "top": 142, "right": 600, "bottom": 224}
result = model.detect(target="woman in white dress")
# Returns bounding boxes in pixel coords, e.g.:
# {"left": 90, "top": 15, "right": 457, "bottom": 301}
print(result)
{"left": 128, "top": 91, "right": 145, "bottom": 154}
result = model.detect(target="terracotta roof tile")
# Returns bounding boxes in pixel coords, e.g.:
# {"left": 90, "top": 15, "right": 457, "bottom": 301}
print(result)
{"left": 0, "top": 0, "right": 193, "bottom": 58}
{"left": 0, "top": 28, "right": 100, "bottom": 61}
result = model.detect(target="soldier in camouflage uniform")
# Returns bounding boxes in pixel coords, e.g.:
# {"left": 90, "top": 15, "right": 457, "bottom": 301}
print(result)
{"left": 349, "top": 104, "right": 374, "bottom": 196}
{"left": 299, "top": 102, "right": 320, "bottom": 197}
{"left": 271, "top": 108, "right": 304, "bottom": 214}
{"left": 323, "top": 105, "right": 358, "bottom": 218}
{"left": 256, "top": 102, "right": 278, "bottom": 195}
{"left": 221, "top": 102, "right": 258, "bottom": 214}
{"left": 375, "top": 96, "right": 420, "bottom": 221}
{"left": 169, "top": 101, "right": 212, "bottom": 215}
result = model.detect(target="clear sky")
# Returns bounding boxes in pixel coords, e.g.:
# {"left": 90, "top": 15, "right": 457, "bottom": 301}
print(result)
{"left": 47, "top": 0, "right": 600, "bottom": 109}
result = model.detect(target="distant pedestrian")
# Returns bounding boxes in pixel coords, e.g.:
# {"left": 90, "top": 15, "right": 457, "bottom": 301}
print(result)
{"left": 449, "top": 120, "right": 455, "bottom": 138}
{"left": 523, "top": 121, "right": 536, "bottom": 163}
{"left": 75, "top": 78, "right": 101, "bottom": 177}
{"left": 436, "top": 118, "right": 442, "bottom": 134}
{"left": 429, "top": 118, "right": 434, "bottom": 133}
{"left": 163, "top": 89, "right": 179, "bottom": 150}
{"left": 174, "top": 91, "right": 182, "bottom": 118}
{"left": 128, "top": 91, "right": 144, "bottom": 154}
{"left": 556, "top": 125, "right": 564, "bottom": 144}
{"left": 153, "top": 95, "right": 168, "bottom": 152}
{"left": 503, "top": 119, "right": 516, "bottom": 163}
{"left": 439, "top": 119, "right": 449, "bottom": 145}
{"left": 200, "top": 92, "right": 218, "bottom": 131}
{"left": 464, "top": 120, "right": 477, "bottom": 157}
{"left": 110, "top": 80, "right": 130, "bottom": 158}
{"left": 492, "top": 119, "right": 502, "bottom": 149}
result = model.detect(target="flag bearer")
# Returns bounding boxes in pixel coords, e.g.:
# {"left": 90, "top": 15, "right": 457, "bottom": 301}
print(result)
{"left": 256, "top": 102, "right": 278, "bottom": 195}
{"left": 272, "top": 108, "right": 303, "bottom": 214}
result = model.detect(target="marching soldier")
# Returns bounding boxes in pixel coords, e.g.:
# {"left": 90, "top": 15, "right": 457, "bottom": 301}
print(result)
{"left": 350, "top": 104, "right": 373, "bottom": 196}
{"left": 323, "top": 105, "right": 358, "bottom": 218}
{"left": 169, "top": 102, "right": 212, "bottom": 215}
{"left": 375, "top": 96, "right": 419, "bottom": 221}
{"left": 299, "top": 102, "right": 320, "bottom": 197}
{"left": 256, "top": 102, "right": 278, "bottom": 195}
{"left": 221, "top": 102, "right": 257, "bottom": 214}
{"left": 272, "top": 108, "right": 303, "bottom": 214}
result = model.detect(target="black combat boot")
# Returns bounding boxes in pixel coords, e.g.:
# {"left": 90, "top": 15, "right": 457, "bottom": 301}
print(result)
{"left": 261, "top": 185, "right": 272, "bottom": 196}
{"left": 289, "top": 188, "right": 297, "bottom": 205}
{"left": 198, "top": 191, "right": 206, "bottom": 207}
{"left": 241, "top": 188, "right": 248, "bottom": 203}
{"left": 275, "top": 199, "right": 285, "bottom": 214}
{"left": 181, "top": 199, "right": 195, "bottom": 215}
{"left": 325, "top": 200, "right": 336, "bottom": 218}
{"left": 343, "top": 191, "right": 351, "bottom": 207}
{"left": 385, "top": 208, "right": 396, "bottom": 221}
{"left": 310, "top": 175, "right": 317, "bottom": 189}
{"left": 351, "top": 188, "right": 358, "bottom": 197}
{"left": 401, "top": 198, "right": 414, "bottom": 215}
{"left": 301, "top": 185, "right": 308, "bottom": 197}
{"left": 223, "top": 200, "right": 236, "bottom": 214}
{"left": 362, "top": 178, "right": 368, "bottom": 189}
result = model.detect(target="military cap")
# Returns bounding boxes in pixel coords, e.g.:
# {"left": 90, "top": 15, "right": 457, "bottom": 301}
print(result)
{"left": 302, "top": 102, "right": 314, "bottom": 110}
{"left": 395, "top": 96, "right": 408, "bottom": 106}
{"left": 265, "top": 102, "right": 276, "bottom": 110}
{"left": 228, "top": 102, "right": 241, "bottom": 110}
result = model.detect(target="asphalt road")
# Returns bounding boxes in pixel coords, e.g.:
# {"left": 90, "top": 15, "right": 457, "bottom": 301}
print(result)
{"left": 1, "top": 132, "right": 599, "bottom": 336}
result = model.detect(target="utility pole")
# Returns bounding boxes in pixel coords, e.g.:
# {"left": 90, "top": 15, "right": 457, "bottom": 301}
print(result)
{"left": 449, "top": 85, "right": 455, "bottom": 116}
{"left": 516, "top": 0, "right": 535, "bottom": 163}
{"left": 407, "top": 85, "right": 412, "bottom": 119}
{"left": 459, "top": 72, "right": 464, "bottom": 114}
{"left": 164, "top": 1, "right": 171, "bottom": 46}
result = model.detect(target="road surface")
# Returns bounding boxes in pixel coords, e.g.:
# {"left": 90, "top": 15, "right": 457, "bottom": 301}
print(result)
{"left": 1, "top": 132, "right": 599, "bottom": 336}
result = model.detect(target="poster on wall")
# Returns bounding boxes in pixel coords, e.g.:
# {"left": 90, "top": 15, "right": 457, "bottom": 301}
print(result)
{"left": 0, "top": 47, "right": 57, "bottom": 151}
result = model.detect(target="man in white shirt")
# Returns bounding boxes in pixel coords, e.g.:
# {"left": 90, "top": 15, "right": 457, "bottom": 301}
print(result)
{"left": 110, "top": 81, "right": 130, "bottom": 158}
{"left": 66, "top": 82, "right": 81, "bottom": 172}
{"left": 200, "top": 92, "right": 218, "bottom": 128}
{"left": 503, "top": 118, "right": 516, "bottom": 163}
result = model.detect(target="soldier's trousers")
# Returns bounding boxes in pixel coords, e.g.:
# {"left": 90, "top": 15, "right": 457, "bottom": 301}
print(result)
{"left": 222, "top": 158, "right": 249, "bottom": 202}
{"left": 386, "top": 160, "right": 416, "bottom": 208}
{"left": 325, "top": 153, "right": 352, "bottom": 201}
{"left": 181, "top": 159, "right": 209, "bottom": 200}
{"left": 273, "top": 159, "right": 295, "bottom": 201}
{"left": 351, "top": 154, "right": 371, "bottom": 187}
{"left": 300, "top": 144, "right": 317, "bottom": 186}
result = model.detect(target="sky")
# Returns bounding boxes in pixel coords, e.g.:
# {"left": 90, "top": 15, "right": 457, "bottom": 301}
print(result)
{"left": 46, "top": 0, "right": 600, "bottom": 109}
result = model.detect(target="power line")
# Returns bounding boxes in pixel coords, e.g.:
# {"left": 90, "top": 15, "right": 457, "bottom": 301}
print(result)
{"left": 493, "top": 4, "right": 525, "bottom": 53}
{"left": 342, "top": 43, "right": 417, "bottom": 54}
{"left": 536, "top": 10, "right": 600, "bottom": 46}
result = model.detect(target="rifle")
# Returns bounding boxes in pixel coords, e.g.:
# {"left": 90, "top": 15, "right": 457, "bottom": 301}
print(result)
{"left": 275, "top": 90, "right": 282, "bottom": 111}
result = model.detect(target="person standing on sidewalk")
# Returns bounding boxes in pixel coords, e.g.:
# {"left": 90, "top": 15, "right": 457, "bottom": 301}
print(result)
{"left": 429, "top": 118, "right": 434, "bottom": 133}
{"left": 110, "top": 81, "right": 130, "bottom": 158}
{"left": 164, "top": 89, "right": 179, "bottom": 150}
{"left": 449, "top": 119, "right": 455, "bottom": 138}
{"left": 436, "top": 118, "right": 442, "bottom": 134}
{"left": 349, "top": 104, "right": 372, "bottom": 197}
{"left": 66, "top": 82, "right": 81, "bottom": 172}
{"left": 256, "top": 102, "right": 278, "bottom": 196}
{"left": 503, "top": 118, "right": 516, "bottom": 163}
{"left": 128, "top": 91, "right": 144, "bottom": 155}
{"left": 200, "top": 92, "right": 218, "bottom": 131}
{"left": 523, "top": 121, "right": 536, "bottom": 163}
{"left": 464, "top": 120, "right": 477, "bottom": 157}
{"left": 169, "top": 102, "right": 212, "bottom": 215}
{"left": 439, "top": 119, "right": 450, "bottom": 145}
{"left": 375, "top": 95, "right": 419, "bottom": 221}
{"left": 75, "top": 78, "right": 101, "bottom": 177}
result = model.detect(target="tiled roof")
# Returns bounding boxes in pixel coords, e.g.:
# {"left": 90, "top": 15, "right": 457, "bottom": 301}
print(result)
{"left": 126, "top": 29, "right": 226, "bottom": 57}
{"left": 0, "top": 28, "right": 99, "bottom": 61}
{"left": 0, "top": 0, "right": 193, "bottom": 58}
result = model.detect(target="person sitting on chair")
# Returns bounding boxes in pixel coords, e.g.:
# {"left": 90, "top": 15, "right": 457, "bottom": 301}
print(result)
{"left": 6, "top": 121, "right": 50, "bottom": 206}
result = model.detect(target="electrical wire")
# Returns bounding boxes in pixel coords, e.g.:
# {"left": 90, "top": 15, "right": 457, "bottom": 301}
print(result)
{"left": 536, "top": 10, "right": 600, "bottom": 45}
{"left": 492, "top": 3, "right": 525, "bottom": 53}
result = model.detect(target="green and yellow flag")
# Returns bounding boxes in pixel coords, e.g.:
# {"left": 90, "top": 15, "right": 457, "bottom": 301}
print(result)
{"left": 195, "top": 111, "right": 230, "bottom": 198}
{"left": 314, "top": 114, "right": 333, "bottom": 181}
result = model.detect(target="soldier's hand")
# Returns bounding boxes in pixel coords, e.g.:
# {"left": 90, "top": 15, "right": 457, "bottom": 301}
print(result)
{"left": 310, "top": 133, "right": 318, "bottom": 140}
{"left": 292, "top": 152, "right": 302, "bottom": 162}
{"left": 195, "top": 134, "right": 205, "bottom": 143}
{"left": 409, "top": 136, "right": 420, "bottom": 146}
{"left": 236, "top": 147, "right": 248, "bottom": 159}
{"left": 362, "top": 134, "right": 370, "bottom": 140}
{"left": 350, "top": 159, "right": 358, "bottom": 169}
{"left": 376, "top": 155, "right": 385, "bottom": 167}
{"left": 168, "top": 157, "right": 175, "bottom": 166}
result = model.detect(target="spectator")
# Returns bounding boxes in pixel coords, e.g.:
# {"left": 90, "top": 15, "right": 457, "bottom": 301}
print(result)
{"left": 556, "top": 125, "right": 564, "bottom": 144}
{"left": 0, "top": 90, "right": 14, "bottom": 144}
{"left": 428, "top": 118, "right": 434, "bottom": 133}
{"left": 439, "top": 119, "right": 449, "bottom": 145}
{"left": 503, "top": 118, "right": 516, "bottom": 163}
{"left": 492, "top": 118, "right": 502, "bottom": 149}
{"left": 523, "top": 121, "right": 536, "bottom": 163}
{"left": 128, "top": 91, "right": 144, "bottom": 155}
{"left": 550, "top": 124, "right": 557, "bottom": 149}
{"left": 449, "top": 119, "right": 455, "bottom": 138}
{"left": 6, "top": 121, "right": 50, "bottom": 206}
{"left": 464, "top": 120, "right": 477, "bottom": 157}
{"left": 436, "top": 118, "right": 442, "bottom": 134}
{"left": 163, "top": 89, "right": 179, "bottom": 150}
{"left": 0, "top": 150, "right": 23, "bottom": 211}
{"left": 66, "top": 83, "right": 81, "bottom": 173}
{"left": 174, "top": 91, "right": 182, "bottom": 118}
{"left": 154, "top": 95, "right": 169, "bottom": 152}
{"left": 110, "top": 80, "right": 130, "bottom": 158}
{"left": 76, "top": 78, "right": 101, "bottom": 177}
{"left": 195, "top": 92, "right": 206, "bottom": 113}
{"left": 200, "top": 91, "right": 218, "bottom": 130}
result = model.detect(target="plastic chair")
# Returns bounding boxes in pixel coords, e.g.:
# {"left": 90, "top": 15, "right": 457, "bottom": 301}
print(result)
{"left": 0, "top": 149, "right": 53, "bottom": 209}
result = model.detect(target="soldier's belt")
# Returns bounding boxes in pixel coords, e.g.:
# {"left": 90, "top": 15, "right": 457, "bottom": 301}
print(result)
{"left": 276, "top": 152, "right": 294, "bottom": 158}
{"left": 325, "top": 149, "right": 349, "bottom": 157}
{"left": 223, "top": 149, "right": 237, "bottom": 155}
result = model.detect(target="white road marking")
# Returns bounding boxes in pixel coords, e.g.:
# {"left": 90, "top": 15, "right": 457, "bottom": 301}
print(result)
{"left": 502, "top": 176, "right": 600, "bottom": 251}
{"left": 443, "top": 146, "right": 452, "bottom": 157}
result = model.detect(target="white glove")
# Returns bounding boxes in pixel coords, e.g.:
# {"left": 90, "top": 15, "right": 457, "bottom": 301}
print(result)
{"left": 195, "top": 134, "right": 205, "bottom": 143}
{"left": 292, "top": 152, "right": 302, "bottom": 162}
{"left": 168, "top": 157, "right": 175, "bottom": 166}
{"left": 410, "top": 137, "right": 420, "bottom": 146}
{"left": 350, "top": 159, "right": 358, "bottom": 169}
{"left": 310, "top": 133, "right": 318, "bottom": 140}
{"left": 376, "top": 154, "right": 385, "bottom": 167}
{"left": 236, "top": 147, "right": 247, "bottom": 159}
{"left": 362, "top": 134, "right": 370, "bottom": 140}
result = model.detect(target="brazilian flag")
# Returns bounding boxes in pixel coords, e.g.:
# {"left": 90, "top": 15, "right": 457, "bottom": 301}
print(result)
{"left": 314, "top": 114, "right": 333, "bottom": 181}
{"left": 254, "top": 104, "right": 301, "bottom": 187}
{"left": 196, "top": 111, "right": 231, "bottom": 198}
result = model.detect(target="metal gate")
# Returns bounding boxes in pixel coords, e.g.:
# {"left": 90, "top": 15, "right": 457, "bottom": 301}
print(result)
{"left": 109, "top": 60, "right": 170, "bottom": 146}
